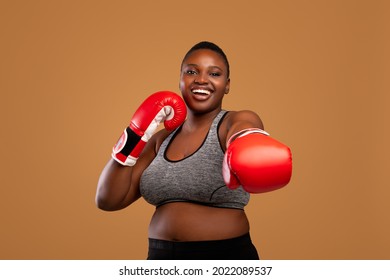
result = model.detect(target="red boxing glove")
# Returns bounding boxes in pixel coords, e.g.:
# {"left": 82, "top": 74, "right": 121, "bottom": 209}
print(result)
{"left": 112, "top": 91, "right": 187, "bottom": 166}
{"left": 222, "top": 128, "right": 292, "bottom": 193}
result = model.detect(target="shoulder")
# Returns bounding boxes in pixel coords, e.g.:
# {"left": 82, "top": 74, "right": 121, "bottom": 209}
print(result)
{"left": 149, "top": 128, "right": 173, "bottom": 154}
{"left": 225, "top": 110, "right": 264, "bottom": 130}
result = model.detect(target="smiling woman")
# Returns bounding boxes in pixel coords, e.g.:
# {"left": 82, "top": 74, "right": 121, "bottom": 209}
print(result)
{"left": 96, "top": 41, "right": 292, "bottom": 260}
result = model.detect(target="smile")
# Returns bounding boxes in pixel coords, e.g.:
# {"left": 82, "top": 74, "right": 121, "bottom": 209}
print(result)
{"left": 192, "top": 89, "right": 211, "bottom": 95}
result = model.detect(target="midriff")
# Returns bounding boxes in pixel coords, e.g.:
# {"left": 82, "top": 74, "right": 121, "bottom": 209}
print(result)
{"left": 148, "top": 202, "right": 250, "bottom": 241}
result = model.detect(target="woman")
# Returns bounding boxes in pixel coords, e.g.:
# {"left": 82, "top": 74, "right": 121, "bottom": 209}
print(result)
{"left": 96, "top": 41, "right": 291, "bottom": 260}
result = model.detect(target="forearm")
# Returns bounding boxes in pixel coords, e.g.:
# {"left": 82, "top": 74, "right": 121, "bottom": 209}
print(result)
{"left": 96, "top": 159, "right": 139, "bottom": 211}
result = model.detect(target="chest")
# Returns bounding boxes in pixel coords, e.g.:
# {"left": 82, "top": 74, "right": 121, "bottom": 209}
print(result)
{"left": 165, "top": 128, "right": 209, "bottom": 161}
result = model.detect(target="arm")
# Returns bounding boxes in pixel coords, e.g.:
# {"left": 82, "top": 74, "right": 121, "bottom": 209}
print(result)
{"left": 95, "top": 91, "right": 187, "bottom": 211}
{"left": 224, "top": 110, "right": 265, "bottom": 145}
{"left": 96, "top": 132, "right": 166, "bottom": 211}
{"left": 223, "top": 110, "right": 292, "bottom": 193}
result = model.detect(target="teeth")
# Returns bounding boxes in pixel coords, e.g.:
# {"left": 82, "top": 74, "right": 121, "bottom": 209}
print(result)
{"left": 192, "top": 89, "right": 211, "bottom": 95}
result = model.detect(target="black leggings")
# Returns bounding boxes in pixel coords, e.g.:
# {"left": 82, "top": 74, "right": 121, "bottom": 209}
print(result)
{"left": 147, "top": 233, "right": 259, "bottom": 260}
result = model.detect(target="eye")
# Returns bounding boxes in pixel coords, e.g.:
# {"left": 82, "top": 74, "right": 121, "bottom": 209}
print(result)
{"left": 185, "top": 69, "right": 197, "bottom": 75}
{"left": 210, "top": 72, "right": 221, "bottom": 77}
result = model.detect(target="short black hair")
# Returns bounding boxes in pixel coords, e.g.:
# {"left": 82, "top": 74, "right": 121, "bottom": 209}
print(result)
{"left": 181, "top": 41, "right": 230, "bottom": 78}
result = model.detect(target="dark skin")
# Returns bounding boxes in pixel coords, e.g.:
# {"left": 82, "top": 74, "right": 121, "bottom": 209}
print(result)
{"left": 96, "top": 49, "right": 264, "bottom": 241}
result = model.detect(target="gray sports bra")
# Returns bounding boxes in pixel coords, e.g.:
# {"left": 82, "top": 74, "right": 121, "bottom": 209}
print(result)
{"left": 139, "top": 110, "right": 250, "bottom": 209}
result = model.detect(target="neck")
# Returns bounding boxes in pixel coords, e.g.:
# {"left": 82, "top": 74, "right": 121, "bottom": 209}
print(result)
{"left": 183, "top": 109, "right": 222, "bottom": 132}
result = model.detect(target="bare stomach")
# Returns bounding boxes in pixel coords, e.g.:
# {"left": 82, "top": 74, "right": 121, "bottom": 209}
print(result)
{"left": 148, "top": 202, "right": 250, "bottom": 241}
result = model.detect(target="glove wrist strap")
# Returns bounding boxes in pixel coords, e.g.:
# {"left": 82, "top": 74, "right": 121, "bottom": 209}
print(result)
{"left": 227, "top": 128, "right": 270, "bottom": 146}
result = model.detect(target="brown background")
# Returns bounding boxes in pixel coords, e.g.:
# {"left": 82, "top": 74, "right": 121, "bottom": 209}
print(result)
{"left": 1, "top": 0, "right": 389, "bottom": 260}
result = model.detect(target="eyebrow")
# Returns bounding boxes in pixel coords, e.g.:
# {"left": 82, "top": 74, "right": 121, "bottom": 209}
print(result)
{"left": 184, "top": 63, "right": 224, "bottom": 72}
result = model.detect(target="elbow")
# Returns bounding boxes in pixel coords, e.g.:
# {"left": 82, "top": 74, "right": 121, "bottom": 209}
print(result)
{"left": 96, "top": 202, "right": 118, "bottom": 212}
{"left": 95, "top": 196, "right": 110, "bottom": 211}
{"left": 95, "top": 191, "right": 131, "bottom": 211}
{"left": 95, "top": 192, "right": 118, "bottom": 212}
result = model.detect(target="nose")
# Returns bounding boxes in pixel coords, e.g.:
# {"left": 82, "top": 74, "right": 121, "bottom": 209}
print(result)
{"left": 194, "top": 72, "right": 208, "bottom": 84}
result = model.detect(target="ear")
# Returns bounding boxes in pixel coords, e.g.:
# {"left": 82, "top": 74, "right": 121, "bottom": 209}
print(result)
{"left": 225, "top": 78, "right": 231, "bottom": 94}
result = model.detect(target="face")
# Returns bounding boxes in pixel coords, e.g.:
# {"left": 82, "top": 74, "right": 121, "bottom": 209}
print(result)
{"left": 179, "top": 49, "right": 230, "bottom": 114}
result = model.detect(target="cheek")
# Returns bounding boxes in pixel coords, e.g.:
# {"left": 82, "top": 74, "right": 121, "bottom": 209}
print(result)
{"left": 215, "top": 80, "right": 229, "bottom": 92}
{"left": 179, "top": 80, "right": 185, "bottom": 92}
{"left": 179, "top": 76, "right": 190, "bottom": 91}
